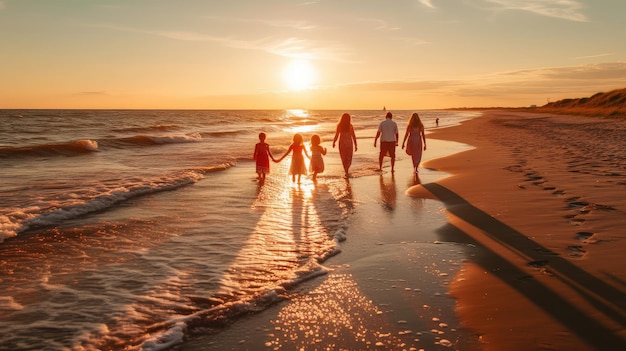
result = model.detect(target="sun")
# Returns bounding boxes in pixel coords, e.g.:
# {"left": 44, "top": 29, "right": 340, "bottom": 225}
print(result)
{"left": 283, "top": 60, "right": 316, "bottom": 91}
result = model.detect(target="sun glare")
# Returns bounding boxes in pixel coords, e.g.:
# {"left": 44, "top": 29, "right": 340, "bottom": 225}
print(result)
{"left": 283, "top": 60, "right": 316, "bottom": 91}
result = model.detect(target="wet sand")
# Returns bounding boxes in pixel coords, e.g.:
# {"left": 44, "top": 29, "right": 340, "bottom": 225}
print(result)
{"left": 178, "top": 110, "right": 625, "bottom": 351}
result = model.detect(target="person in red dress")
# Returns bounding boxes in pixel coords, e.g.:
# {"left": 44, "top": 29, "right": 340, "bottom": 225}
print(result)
{"left": 253, "top": 132, "right": 276, "bottom": 180}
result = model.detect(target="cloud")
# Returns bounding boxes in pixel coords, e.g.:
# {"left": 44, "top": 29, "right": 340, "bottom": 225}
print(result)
{"left": 506, "top": 62, "right": 626, "bottom": 81}
{"left": 97, "top": 24, "right": 352, "bottom": 62}
{"left": 338, "top": 80, "right": 459, "bottom": 92}
{"left": 203, "top": 15, "right": 317, "bottom": 31}
{"left": 575, "top": 53, "right": 614, "bottom": 60}
{"left": 332, "top": 62, "right": 626, "bottom": 102}
{"left": 485, "top": 0, "right": 588, "bottom": 22}
{"left": 262, "top": 37, "right": 353, "bottom": 62}
{"left": 418, "top": 0, "right": 436, "bottom": 9}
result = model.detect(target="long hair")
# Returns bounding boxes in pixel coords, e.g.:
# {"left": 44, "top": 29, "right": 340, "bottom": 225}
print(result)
{"left": 293, "top": 133, "right": 304, "bottom": 146}
{"left": 409, "top": 112, "right": 423, "bottom": 129}
{"left": 337, "top": 113, "right": 352, "bottom": 132}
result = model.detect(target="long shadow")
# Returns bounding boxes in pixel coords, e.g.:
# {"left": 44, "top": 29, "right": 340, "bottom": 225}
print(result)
{"left": 422, "top": 182, "right": 626, "bottom": 350}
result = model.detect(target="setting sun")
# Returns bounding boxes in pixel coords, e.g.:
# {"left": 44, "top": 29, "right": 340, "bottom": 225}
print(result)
{"left": 283, "top": 60, "right": 316, "bottom": 91}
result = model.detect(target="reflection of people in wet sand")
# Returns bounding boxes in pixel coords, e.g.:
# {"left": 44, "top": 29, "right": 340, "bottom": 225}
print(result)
{"left": 253, "top": 132, "right": 276, "bottom": 180}
{"left": 379, "top": 174, "right": 396, "bottom": 212}
{"left": 276, "top": 133, "right": 310, "bottom": 183}
{"left": 401, "top": 112, "right": 427, "bottom": 174}
{"left": 374, "top": 112, "right": 398, "bottom": 173}
{"left": 309, "top": 134, "right": 327, "bottom": 181}
{"left": 333, "top": 113, "right": 358, "bottom": 178}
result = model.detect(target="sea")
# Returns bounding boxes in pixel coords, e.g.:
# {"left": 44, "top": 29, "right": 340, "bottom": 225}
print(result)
{"left": 0, "top": 109, "right": 480, "bottom": 351}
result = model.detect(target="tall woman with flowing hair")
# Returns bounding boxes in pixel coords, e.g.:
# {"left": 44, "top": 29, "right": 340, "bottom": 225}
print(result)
{"left": 332, "top": 113, "right": 358, "bottom": 178}
{"left": 401, "top": 112, "right": 427, "bottom": 174}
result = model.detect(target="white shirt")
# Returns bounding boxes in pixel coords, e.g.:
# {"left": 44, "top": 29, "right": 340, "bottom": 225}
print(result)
{"left": 378, "top": 118, "right": 398, "bottom": 142}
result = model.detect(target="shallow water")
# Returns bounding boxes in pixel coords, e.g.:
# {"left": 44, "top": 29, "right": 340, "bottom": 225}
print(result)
{"left": 0, "top": 109, "right": 480, "bottom": 350}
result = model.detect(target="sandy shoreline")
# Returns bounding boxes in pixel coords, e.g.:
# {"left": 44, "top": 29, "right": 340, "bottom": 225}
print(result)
{"left": 419, "top": 110, "right": 626, "bottom": 350}
{"left": 178, "top": 110, "right": 625, "bottom": 351}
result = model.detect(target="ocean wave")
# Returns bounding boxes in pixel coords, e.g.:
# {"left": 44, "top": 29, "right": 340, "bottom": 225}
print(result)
{"left": 107, "top": 133, "right": 203, "bottom": 147}
{"left": 201, "top": 130, "right": 248, "bottom": 138}
{"left": 77, "top": 260, "right": 330, "bottom": 351}
{"left": 0, "top": 139, "right": 98, "bottom": 158}
{"left": 0, "top": 164, "right": 234, "bottom": 241}
{"left": 112, "top": 124, "right": 181, "bottom": 133}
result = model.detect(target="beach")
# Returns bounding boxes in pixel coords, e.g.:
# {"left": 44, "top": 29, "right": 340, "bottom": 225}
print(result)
{"left": 0, "top": 109, "right": 478, "bottom": 351}
{"left": 177, "top": 110, "right": 625, "bottom": 351}
{"left": 1, "top": 109, "right": 624, "bottom": 351}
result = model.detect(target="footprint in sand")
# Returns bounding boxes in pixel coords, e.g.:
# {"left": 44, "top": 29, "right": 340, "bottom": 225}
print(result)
{"left": 566, "top": 245, "right": 587, "bottom": 258}
{"left": 576, "top": 231, "right": 599, "bottom": 244}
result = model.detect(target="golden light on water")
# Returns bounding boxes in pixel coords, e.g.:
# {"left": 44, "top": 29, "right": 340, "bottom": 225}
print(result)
{"left": 283, "top": 109, "right": 318, "bottom": 135}
{"left": 217, "top": 166, "right": 330, "bottom": 295}
{"left": 284, "top": 109, "right": 309, "bottom": 118}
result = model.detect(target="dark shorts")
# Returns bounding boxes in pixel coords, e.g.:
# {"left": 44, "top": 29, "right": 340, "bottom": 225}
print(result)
{"left": 380, "top": 141, "right": 396, "bottom": 158}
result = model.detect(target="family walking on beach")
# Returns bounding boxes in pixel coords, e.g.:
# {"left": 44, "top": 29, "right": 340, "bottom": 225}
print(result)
{"left": 253, "top": 111, "right": 426, "bottom": 182}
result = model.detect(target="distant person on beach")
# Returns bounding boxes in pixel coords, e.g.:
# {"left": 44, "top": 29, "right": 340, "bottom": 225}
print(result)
{"left": 374, "top": 112, "right": 398, "bottom": 172}
{"left": 253, "top": 132, "right": 276, "bottom": 180}
{"left": 276, "top": 133, "right": 310, "bottom": 183}
{"left": 436, "top": 117, "right": 439, "bottom": 127}
{"left": 402, "top": 112, "right": 427, "bottom": 174}
{"left": 309, "top": 134, "right": 327, "bottom": 181}
{"left": 333, "top": 113, "right": 358, "bottom": 178}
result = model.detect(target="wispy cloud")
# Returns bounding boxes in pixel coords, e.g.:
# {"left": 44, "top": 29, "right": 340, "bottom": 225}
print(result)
{"left": 485, "top": 0, "right": 588, "bottom": 22}
{"left": 334, "top": 62, "right": 626, "bottom": 99}
{"left": 575, "top": 53, "right": 614, "bottom": 60}
{"left": 340, "top": 79, "right": 456, "bottom": 92}
{"left": 260, "top": 37, "right": 354, "bottom": 62}
{"left": 418, "top": 0, "right": 436, "bottom": 9}
{"left": 203, "top": 15, "right": 317, "bottom": 31}
{"left": 502, "top": 62, "right": 626, "bottom": 81}
{"left": 97, "top": 24, "right": 351, "bottom": 62}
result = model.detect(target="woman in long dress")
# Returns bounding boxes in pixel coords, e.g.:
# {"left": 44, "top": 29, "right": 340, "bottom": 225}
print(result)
{"left": 401, "top": 112, "right": 427, "bottom": 173}
{"left": 332, "top": 113, "right": 358, "bottom": 178}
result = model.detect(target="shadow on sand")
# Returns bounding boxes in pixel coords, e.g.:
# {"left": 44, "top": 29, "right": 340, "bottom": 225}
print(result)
{"left": 421, "top": 182, "right": 626, "bottom": 350}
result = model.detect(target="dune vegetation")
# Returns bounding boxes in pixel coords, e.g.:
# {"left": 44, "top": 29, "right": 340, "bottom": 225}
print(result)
{"left": 535, "top": 87, "right": 626, "bottom": 118}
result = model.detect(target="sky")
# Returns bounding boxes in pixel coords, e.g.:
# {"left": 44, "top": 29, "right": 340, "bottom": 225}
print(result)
{"left": 1, "top": 0, "right": 625, "bottom": 110}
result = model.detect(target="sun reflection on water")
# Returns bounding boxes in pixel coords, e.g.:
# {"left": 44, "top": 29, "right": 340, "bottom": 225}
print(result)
{"left": 217, "top": 166, "right": 333, "bottom": 297}
{"left": 284, "top": 109, "right": 309, "bottom": 118}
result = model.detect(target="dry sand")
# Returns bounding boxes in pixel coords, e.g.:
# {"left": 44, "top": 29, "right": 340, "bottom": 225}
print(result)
{"left": 179, "top": 110, "right": 625, "bottom": 351}
{"left": 416, "top": 110, "right": 626, "bottom": 351}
